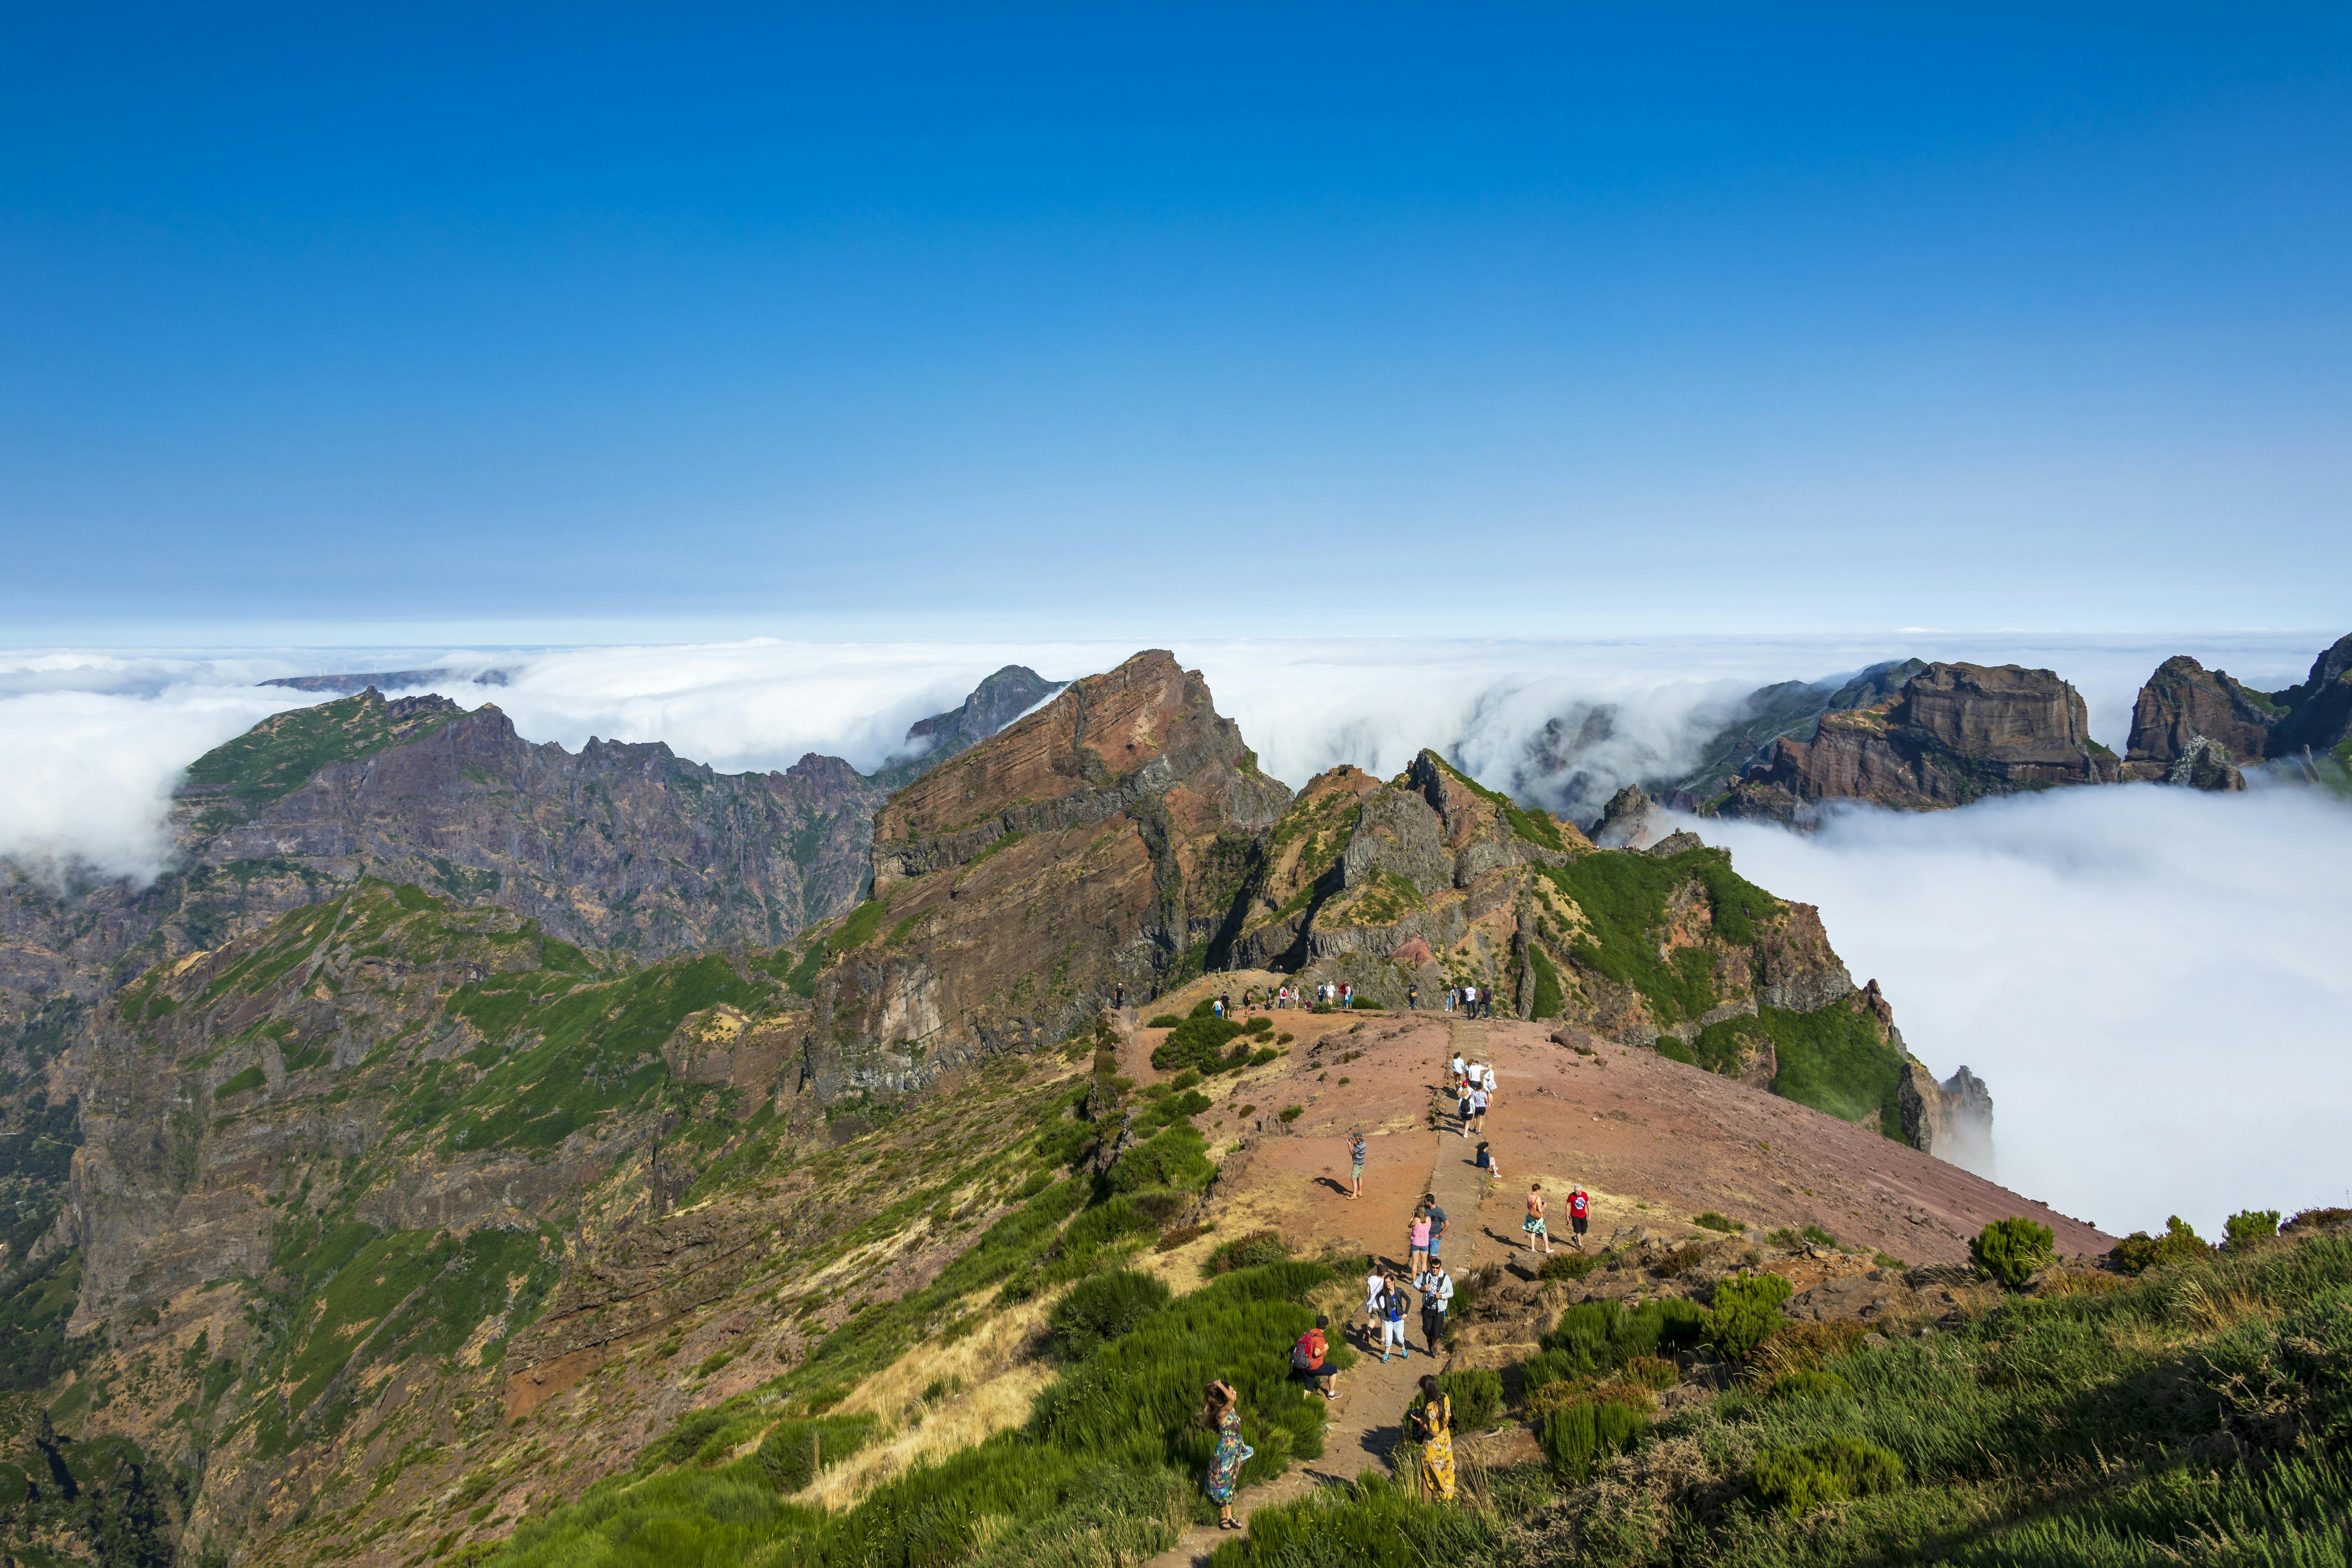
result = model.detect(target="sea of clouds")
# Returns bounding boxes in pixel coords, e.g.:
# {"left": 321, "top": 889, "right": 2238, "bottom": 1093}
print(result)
{"left": 2, "top": 629, "right": 2343, "bottom": 1236}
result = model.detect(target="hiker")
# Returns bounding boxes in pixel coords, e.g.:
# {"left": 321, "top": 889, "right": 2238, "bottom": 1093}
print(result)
{"left": 1525, "top": 1183, "right": 1553, "bottom": 1254}
{"left": 1212, "top": 995, "right": 1224, "bottom": 1020}
{"left": 1363, "top": 1264, "right": 1388, "bottom": 1345}
{"left": 1481, "top": 1062, "right": 1497, "bottom": 1108}
{"left": 1200, "top": 1380, "right": 1248, "bottom": 1529}
{"left": 1455, "top": 1074, "right": 1474, "bottom": 1138}
{"left": 1291, "top": 1314, "right": 1335, "bottom": 1398}
{"left": 1450, "top": 1050, "right": 1465, "bottom": 1081}
{"left": 1342, "top": 982, "right": 1354, "bottom": 1008}
{"left": 1113, "top": 981, "right": 1126, "bottom": 1010}
{"left": 1476, "top": 1140, "right": 1500, "bottom": 1185}
{"left": 1378, "top": 1273, "right": 1411, "bottom": 1361}
{"left": 1416, "top": 1258, "right": 1454, "bottom": 1355}
{"left": 1445, "top": 986, "right": 1456, "bottom": 1013}
{"left": 1407, "top": 981, "right": 1420, "bottom": 1010}
{"left": 1220, "top": 991, "right": 1232, "bottom": 1020}
{"left": 1276, "top": 984, "right": 1289, "bottom": 1009}
{"left": 1422, "top": 1192, "right": 1448, "bottom": 1266}
{"left": 1463, "top": 982, "right": 1477, "bottom": 1016}
{"left": 1408, "top": 1374, "right": 1456, "bottom": 1501}
{"left": 1468, "top": 1082, "right": 1488, "bottom": 1135}
{"left": 1408, "top": 1205, "right": 1432, "bottom": 1275}
{"left": 1348, "top": 1128, "right": 1367, "bottom": 1200}
{"left": 1569, "top": 1184, "right": 1591, "bottom": 1251}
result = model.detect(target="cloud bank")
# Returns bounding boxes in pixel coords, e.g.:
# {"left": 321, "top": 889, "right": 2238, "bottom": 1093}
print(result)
{"left": 2, "top": 631, "right": 2343, "bottom": 1239}
{"left": 1687, "top": 784, "right": 2352, "bottom": 1241}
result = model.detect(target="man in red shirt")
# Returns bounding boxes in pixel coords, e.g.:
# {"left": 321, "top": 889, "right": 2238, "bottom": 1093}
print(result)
{"left": 1568, "top": 1184, "right": 1591, "bottom": 1251}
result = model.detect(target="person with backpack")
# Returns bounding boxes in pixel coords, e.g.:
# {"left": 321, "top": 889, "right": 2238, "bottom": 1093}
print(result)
{"left": 1480, "top": 1062, "right": 1497, "bottom": 1109}
{"left": 1568, "top": 1183, "right": 1591, "bottom": 1251}
{"left": 1378, "top": 1274, "right": 1411, "bottom": 1361}
{"left": 1468, "top": 1082, "right": 1488, "bottom": 1136}
{"left": 1415, "top": 1259, "right": 1454, "bottom": 1354}
{"left": 1455, "top": 1073, "right": 1474, "bottom": 1138}
{"left": 1407, "top": 981, "right": 1420, "bottom": 1010}
{"left": 1408, "top": 1205, "right": 1432, "bottom": 1275}
{"left": 1362, "top": 1264, "right": 1388, "bottom": 1345}
{"left": 1348, "top": 1129, "right": 1367, "bottom": 1200}
{"left": 1290, "top": 1314, "right": 1334, "bottom": 1398}
{"left": 1422, "top": 1192, "right": 1448, "bottom": 1265}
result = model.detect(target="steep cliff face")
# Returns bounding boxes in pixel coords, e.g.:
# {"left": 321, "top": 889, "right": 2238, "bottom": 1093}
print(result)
{"left": 2267, "top": 632, "right": 2352, "bottom": 765}
{"left": 1712, "top": 662, "right": 2120, "bottom": 822}
{"left": 2118, "top": 656, "right": 2275, "bottom": 789}
{"left": 796, "top": 651, "right": 1290, "bottom": 1100}
{"left": 1663, "top": 659, "right": 1927, "bottom": 807}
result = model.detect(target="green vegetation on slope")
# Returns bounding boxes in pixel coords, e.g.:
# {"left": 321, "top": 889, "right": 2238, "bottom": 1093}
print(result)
{"left": 176, "top": 690, "right": 461, "bottom": 829}
{"left": 1425, "top": 753, "right": 1566, "bottom": 852}
{"left": 1539, "top": 846, "right": 1779, "bottom": 1024}
{"left": 1670, "top": 1004, "right": 1910, "bottom": 1139}
{"left": 1207, "top": 1232, "right": 2352, "bottom": 1568}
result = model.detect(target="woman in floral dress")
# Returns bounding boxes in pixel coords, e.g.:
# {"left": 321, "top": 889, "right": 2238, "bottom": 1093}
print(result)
{"left": 1201, "top": 1380, "right": 1247, "bottom": 1528}
{"left": 1409, "top": 1373, "right": 1456, "bottom": 1502}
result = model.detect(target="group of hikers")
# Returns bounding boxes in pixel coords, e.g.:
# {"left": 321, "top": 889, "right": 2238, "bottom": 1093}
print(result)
{"left": 1194, "top": 1044, "right": 1610, "bottom": 1528}
{"left": 1183, "top": 973, "right": 1509, "bottom": 1017}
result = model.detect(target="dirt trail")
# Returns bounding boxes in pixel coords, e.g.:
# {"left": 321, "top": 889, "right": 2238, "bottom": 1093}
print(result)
{"left": 1140, "top": 1015, "right": 1495, "bottom": 1566}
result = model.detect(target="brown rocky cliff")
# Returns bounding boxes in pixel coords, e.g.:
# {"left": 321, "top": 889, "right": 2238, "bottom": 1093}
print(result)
{"left": 2268, "top": 632, "right": 2352, "bottom": 761}
{"left": 805, "top": 651, "right": 1290, "bottom": 1101}
{"left": 2117, "top": 656, "right": 2270, "bottom": 789}
{"left": 1715, "top": 662, "right": 2120, "bottom": 820}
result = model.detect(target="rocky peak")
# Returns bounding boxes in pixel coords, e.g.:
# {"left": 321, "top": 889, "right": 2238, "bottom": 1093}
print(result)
{"left": 2118, "top": 656, "right": 2272, "bottom": 789}
{"left": 2268, "top": 632, "right": 2352, "bottom": 760}
{"left": 1713, "top": 661, "right": 2120, "bottom": 821}
{"left": 1587, "top": 784, "right": 1658, "bottom": 849}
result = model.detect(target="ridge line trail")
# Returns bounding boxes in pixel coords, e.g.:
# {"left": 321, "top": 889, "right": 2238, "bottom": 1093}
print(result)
{"left": 1141, "top": 1016, "right": 1496, "bottom": 1567}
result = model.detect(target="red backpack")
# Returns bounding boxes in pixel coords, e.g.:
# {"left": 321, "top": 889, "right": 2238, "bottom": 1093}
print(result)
{"left": 1291, "top": 1327, "right": 1326, "bottom": 1369}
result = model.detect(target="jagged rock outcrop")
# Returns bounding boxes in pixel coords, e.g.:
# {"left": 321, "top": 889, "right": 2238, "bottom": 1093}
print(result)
{"left": 1665, "top": 659, "right": 1927, "bottom": 804}
{"left": 1900, "top": 1062, "right": 1995, "bottom": 1175}
{"left": 2119, "top": 656, "right": 2272, "bottom": 790}
{"left": 1712, "top": 662, "right": 2120, "bottom": 822}
{"left": 2267, "top": 632, "right": 2352, "bottom": 765}
{"left": 798, "top": 651, "right": 1291, "bottom": 1100}
{"left": 873, "top": 665, "right": 1065, "bottom": 787}
{"left": 1587, "top": 784, "right": 1658, "bottom": 849}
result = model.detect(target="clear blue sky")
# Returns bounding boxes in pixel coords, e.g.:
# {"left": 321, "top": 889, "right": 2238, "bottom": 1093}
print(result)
{"left": 5, "top": 4, "right": 2348, "bottom": 644}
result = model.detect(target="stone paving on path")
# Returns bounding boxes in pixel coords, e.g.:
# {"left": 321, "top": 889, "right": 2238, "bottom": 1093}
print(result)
{"left": 1140, "top": 1019, "right": 1496, "bottom": 1566}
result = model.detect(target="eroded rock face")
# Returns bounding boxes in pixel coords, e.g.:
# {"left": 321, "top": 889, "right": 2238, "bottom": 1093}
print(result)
{"left": 811, "top": 651, "right": 1292, "bottom": 1099}
{"left": 2269, "top": 633, "right": 2352, "bottom": 761}
{"left": 1587, "top": 785, "right": 1657, "bottom": 850}
{"left": 2120, "top": 657, "right": 2270, "bottom": 788}
{"left": 1715, "top": 662, "right": 2120, "bottom": 819}
{"left": 1899, "top": 1061, "right": 1995, "bottom": 1176}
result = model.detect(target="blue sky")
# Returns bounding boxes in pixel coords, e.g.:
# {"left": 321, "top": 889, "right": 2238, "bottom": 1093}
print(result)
{"left": 4, "top": 4, "right": 2348, "bottom": 644}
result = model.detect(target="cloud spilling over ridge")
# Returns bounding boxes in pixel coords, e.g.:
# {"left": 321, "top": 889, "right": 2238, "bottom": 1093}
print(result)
{"left": 0, "top": 631, "right": 2325, "bottom": 886}
{"left": 1686, "top": 785, "right": 2352, "bottom": 1241}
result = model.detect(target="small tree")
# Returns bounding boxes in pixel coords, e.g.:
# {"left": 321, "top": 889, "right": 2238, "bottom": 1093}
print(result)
{"left": 1970, "top": 1217, "right": 2055, "bottom": 1289}
{"left": 2224, "top": 1209, "right": 2281, "bottom": 1248}
{"left": 2112, "top": 1215, "right": 2209, "bottom": 1274}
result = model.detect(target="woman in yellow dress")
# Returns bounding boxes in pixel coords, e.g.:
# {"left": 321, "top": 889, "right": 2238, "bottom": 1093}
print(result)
{"left": 1409, "top": 1373, "right": 1456, "bottom": 1501}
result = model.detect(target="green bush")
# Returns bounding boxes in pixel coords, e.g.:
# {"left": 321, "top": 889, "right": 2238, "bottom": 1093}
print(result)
{"left": 1693, "top": 1211, "right": 1743, "bottom": 1234}
{"left": 1151, "top": 1015, "right": 1250, "bottom": 1073}
{"left": 1972, "top": 1217, "right": 2056, "bottom": 1289}
{"left": 1246, "top": 1016, "right": 1273, "bottom": 1035}
{"left": 753, "top": 1415, "right": 876, "bottom": 1492}
{"left": 1540, "top": 1387, "right": 1651, "bottom": 1481}
{"left": 1414, "top": 1367, "right": 1503, "bottom": 1431}
{"left": 2113, "top": 1216, "right": 2210, "bottom": 1274}
{"left": 2226, "top": 1209, "right": 2282, "bottom": 1248}
{"left": 1247, "top": 1048, "right": 1280, "bottom": 1066}
{"left": 1749, "top": 1434, "right": 1904, "bottom": 1513}
{"left": 1704, "top": 1271, "right": 1793, "bottom": 1360}
{"left": 1538, "top": 1251, "right": 1600, "bottom": 1282}
{"left": 1204, "top": 1230, "right": 1291, "bottom": 1276}
{"left": 1205, "top": 1472, "right": 1504, "bottom": 1565}
{"left": 1762, "top": 1368, "right": 1854, "bottom": 1402}
{"left": 1108, "top": 1124, "right": 1215, "bottom": 1193}
{"left": 1517, "top": 1348, "right": 1585, "bottom": 1395}
{"left": 1146, "top": 1014, "right": 1182, "bottom": 1028}
{"left": 1049, "top": 1269, "right": 1173, "bottom": 1360}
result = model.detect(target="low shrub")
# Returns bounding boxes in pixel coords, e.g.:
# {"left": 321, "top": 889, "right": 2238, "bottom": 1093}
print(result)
{"left": 1151, "top": 1015, "right": 1250, "bottom": 1074}
{"left": 1620, "top": 1354, "right": 1680, "bottom": 1391}
{"left": 1204, "top": 1472, "right": 1504, "bottom": 1565}
{"left": 1147, "top": 1014, "right": 1182, "bottom": 1028}
{"left": 2113, "top": 1216, "right": 2210, "bottom": 1274}
{"left": 1538, "top": 1252, "right": 1599, "bottom": 1282}
{"left": 1517, "top": 1348, "right": 1585, "bottom": 1396}
{"left": 1749, "top": 1434, "right": 1904, "bottom": 1513}
{"left": 2286, "top": 1207, "right": 2352, "bottom": 1233}
{"left": 640, "top": 1409, "right": 729, "bottom": 1471}
{"left": 1415, "top": 1367, "right": 1504, "bottom": 1431}
{"left": 1761, "top": 1368, "right": 1853, "bottom": 1402}
{"left": 1654, "top": 1244, "right": 1708, "bottom": 1278}
{"left": 1540, "top": 1386, "right": 1651, "bottom": 1481}
{"left": 1247, "top": 1016, "right": 1273, "bottom": 1036}
{"left": 1704, "top": 1272, "right": 1794, "bottom": 1361}
{"left": 1247, "top": 1048, "right": 1280, "bottom": 1067}
{"left": 1275, "top": 1033, "right": 1294, "bottom": 1045}
{"left": 2225, "top": 1209, "right": 2282, "bottom": 1248}
{"left": 1109, "top": 1125, "right": 1215, "bottom": 1194}
{"left": 1352, "top": 999, "right": 1384, "bottom": 1010}
{"left": 1971, "top": 1216, "right": 2056, "bottom": 1289}
{"left": 1751, "top": 1318, "right": 1867, "bottom": 1377}
{"left": 1155, "top": 1223, "right": 1211, "bottom": 1253}
{"left": 1693, "top": 1212, "right": 1743, "bottom": 1234}
{"left": 753, "top": 1414, "right": 877, "bottom": 1492}
{"left": 1050, "top": 1269, "right": 1174, "bottom": 1360}
{"left": 1204, "top": 1230, "right": 1291, "bottom": 1276}
{"left": 1276, "top": 1105, "right": 1304, "bottom": 1124}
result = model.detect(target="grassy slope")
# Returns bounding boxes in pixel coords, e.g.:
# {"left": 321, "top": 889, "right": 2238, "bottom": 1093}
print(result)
{"left": 175, "top": 688, "right": 461, "bottom": 830}
{"left": 1212, "top": 1233, "right": 2352, "bottom": 1567}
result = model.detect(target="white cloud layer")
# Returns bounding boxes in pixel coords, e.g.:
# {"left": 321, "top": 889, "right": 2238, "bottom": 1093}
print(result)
{"left": 1686, "top": 784, "right": 2352, "bottom": 1241}
{"left": 2, "top": 630, "right": 2344, "bottom": 1238}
